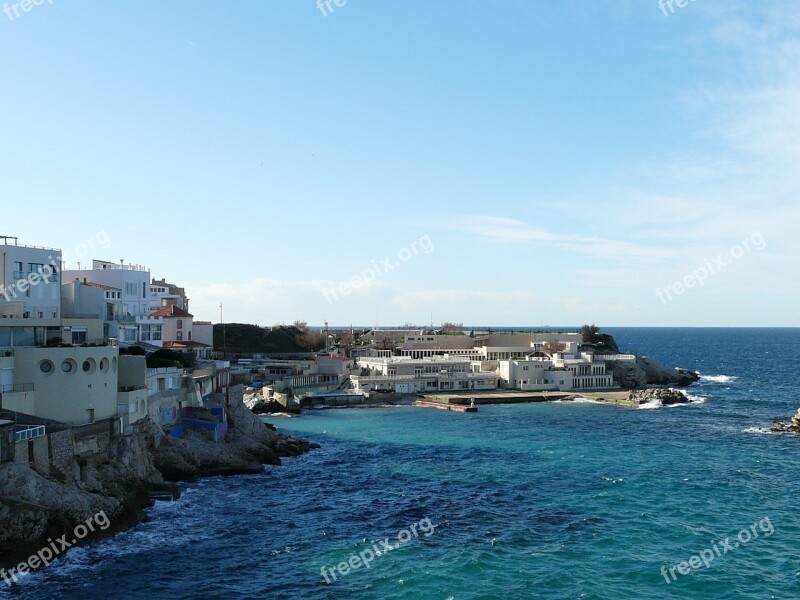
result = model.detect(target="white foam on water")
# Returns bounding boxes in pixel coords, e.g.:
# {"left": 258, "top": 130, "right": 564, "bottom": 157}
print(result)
{"left": 553, "top": 397, "right": 603, "bottom": 404}
{"left": 700, "top": 374, "right": 738, "bottom": 383}
{"left": 743, "top": 427, "right": 780, "bottom": 435}
{"left": 636, "top": 390, "right": 707, "bottom": 409}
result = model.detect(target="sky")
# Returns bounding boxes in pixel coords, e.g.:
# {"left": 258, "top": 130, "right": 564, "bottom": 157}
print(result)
{"left": 2, "top": 0, "right": 798, "bottom": 327}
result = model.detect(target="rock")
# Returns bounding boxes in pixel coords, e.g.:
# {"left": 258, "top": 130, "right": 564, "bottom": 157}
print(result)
{"left": 771, "top": 408, "right": 800, "bottom": 433}
{"left": 1, "top": 395, "right": 318, "bottom": 569}
{"left": 628, "top": 388, "right": 690, "bottom": 405}
{"left": 606, "top": 357, "right": 700, "bottom": 389}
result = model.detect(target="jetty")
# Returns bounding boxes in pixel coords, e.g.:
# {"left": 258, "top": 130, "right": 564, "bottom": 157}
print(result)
{"left": 416, "top": 398, "right": 478, "bottom": 412}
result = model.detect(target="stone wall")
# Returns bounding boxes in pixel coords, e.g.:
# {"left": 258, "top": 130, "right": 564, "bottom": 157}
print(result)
{"left": 13, "top": 440, "right": 29, "bottom": 467}
{"left": 48, "top": 429, "right": 75, "bottom": 479}
{"left": 30, "top": 436, "right": 49, "bottom": 475}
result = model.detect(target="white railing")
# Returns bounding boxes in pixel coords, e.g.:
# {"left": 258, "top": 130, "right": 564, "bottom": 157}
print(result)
{"left": 15, "top": 425, "right": 46, "bottom": 441}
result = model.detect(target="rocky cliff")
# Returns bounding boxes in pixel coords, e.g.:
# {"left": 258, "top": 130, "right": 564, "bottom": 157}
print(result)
{"left": 605, "top": 356, "right": 700, "bottom": 389}
{"left": 0, "top": 399, "right": 317, "bottom": 570}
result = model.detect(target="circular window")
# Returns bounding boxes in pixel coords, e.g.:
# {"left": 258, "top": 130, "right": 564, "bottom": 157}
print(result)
{"left": 39, "top": 360, "right": 54, "bottom": 374}
{"left": 61, "top": 360, "right": 76, "bottom": 373}
{"left": 100, "top": 357, "right": 109, "bottom": 373}
{"left": 82, "top": 358, "right": 96, "bottom": 374}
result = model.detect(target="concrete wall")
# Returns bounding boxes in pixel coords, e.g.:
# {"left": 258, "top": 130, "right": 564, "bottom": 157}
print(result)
{"left": 61, "top": 317, "right": 105, "bottom": 344}
{"left": 61, "top": 280, "right": 105, "bottom": 319}
{"left": 0, "top": 389, "right": 36, "bottom": 415}
{"left": 193, "top": 322, "right": 213, "bottom": 347}
{"left": 11, "top": 437, "right": 48, "bottom": 473}
{"left": 13, "top": 346, "right": 120, "bottom": 425}
{"left": 119, "top": 355, "right": 147, "bottom": 388}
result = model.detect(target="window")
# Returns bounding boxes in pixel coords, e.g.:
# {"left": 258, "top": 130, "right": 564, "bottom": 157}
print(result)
{"left": 71, "top": 328, "right": 87, "bottom": 345}
{"left": 176, "top": 331, "right": 183, "bottom": 341}
{"left": 177, "top": 320, "right": 183, "bottom": 329}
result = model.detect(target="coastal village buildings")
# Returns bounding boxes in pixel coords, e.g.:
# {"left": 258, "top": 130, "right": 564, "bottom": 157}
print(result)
{"left": 346, "top": 330, "right": 618, "bottom": 394}
{"left": 1, "top": 237, "right": 226, "bottom": 472}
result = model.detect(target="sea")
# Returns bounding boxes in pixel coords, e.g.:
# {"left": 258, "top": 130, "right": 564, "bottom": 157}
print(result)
{"left": 3, "top": 328, "right": 800, "bottom": 599}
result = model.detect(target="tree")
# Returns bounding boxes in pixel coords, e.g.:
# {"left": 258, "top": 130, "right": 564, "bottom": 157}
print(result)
{"left": 298, "top": 329, "right": 325, "bottom": 351}
{"left": 440, "top": 322, "right": 464, "bottom": 334}
{"left": 543, "top": 340, "right": 567, "bottom": 355}
{"left": 581, "top": 324, "right": 601, "bottom": 343}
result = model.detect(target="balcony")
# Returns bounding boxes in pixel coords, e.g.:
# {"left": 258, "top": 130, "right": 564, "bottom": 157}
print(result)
{"left": 15, "top": 425, "right": 46, "bottom": 441}
{"left": 0, "top": 383, "right": 34, "bottom": 393}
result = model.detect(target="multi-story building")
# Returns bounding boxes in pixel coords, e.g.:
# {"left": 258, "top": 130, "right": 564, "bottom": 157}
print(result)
{"left": 1, "top": 236, "right": 62, "bottom": 346}
{"left": 353, "top": 355, "right": 496, "bottom": 393}
{"left": 63, "top": 260, "right": 151, "bottom": 344}
{"left": 499, "top": 351, "right": 616, "bottom": 392}
{"left": 150, "top": 278, "right": 189, "bottom": 311}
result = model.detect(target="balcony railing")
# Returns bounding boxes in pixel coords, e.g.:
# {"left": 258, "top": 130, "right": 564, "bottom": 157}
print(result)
{"left": 15, "top": 425, "right": 45, "bottom": 441}
{"left": 0, "top": 383, "right": 34, "bottom": 393}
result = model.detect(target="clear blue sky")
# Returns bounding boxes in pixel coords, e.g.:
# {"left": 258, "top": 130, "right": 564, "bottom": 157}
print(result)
{"left": 2, "top": 0, "right": 798, "bottom": 327}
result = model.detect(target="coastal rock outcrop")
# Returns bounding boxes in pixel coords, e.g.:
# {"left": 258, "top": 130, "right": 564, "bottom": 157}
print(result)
{"left": 770, "top": 408, "right": 800, "bottom": 433}
{"left": 629, "top": 388, "right": 689, "bottom": 405}
{"left": 1, "top": 398, "right": 317, "bottom": 569}
{"left": 0, "top": 418, "right": 175, "bottom": 569}
{"left": 153, "top": 396, "right": 319, "bottom": 479}
{"left": 606, "top": 357, "right": 700, "bottom": 389}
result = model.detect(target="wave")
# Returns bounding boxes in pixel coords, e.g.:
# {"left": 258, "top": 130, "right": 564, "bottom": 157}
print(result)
{"left": 700, "top": 374, "right": 738, "bottom": 384}
{"left": 742, "top": 427, "right": 780, "bottom": 435}
{"left": 637, "top": 391, "right": 707, "bottom": 410}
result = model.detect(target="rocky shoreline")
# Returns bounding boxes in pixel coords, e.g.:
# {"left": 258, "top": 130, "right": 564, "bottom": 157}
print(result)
{"left": 0, "top": 398, "right": 317, "bottom": 572}
{"left": 771, "top": 408, "right": 800, "bottom": 433}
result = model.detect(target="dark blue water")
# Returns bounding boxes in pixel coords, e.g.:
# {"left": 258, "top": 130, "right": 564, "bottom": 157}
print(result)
{"left": 4, "top": 328, "right": 800, "bottom": 599}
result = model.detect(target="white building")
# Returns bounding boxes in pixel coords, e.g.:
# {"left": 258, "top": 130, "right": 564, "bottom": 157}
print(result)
{"left": 353, "top": 355, "right": 496, "bottom": 393}
{"left": 499, "top": 351, "right": 616, "bottom": 392}
{"left": 1, "top": 236, "right": 62, "bottom": 345}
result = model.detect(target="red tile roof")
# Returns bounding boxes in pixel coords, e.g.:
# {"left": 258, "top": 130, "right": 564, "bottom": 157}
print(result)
{"left": 150, "top": 305, "right": 193, "bottom": 318}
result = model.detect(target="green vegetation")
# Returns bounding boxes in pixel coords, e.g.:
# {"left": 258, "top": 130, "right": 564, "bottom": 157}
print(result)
{"left": 212, "top": 323, "right": 324, "bottom": 353}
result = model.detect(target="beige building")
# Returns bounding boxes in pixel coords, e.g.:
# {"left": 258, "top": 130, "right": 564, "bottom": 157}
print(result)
{"left": 5, "top": 346, "right": 120, "bottom": 425}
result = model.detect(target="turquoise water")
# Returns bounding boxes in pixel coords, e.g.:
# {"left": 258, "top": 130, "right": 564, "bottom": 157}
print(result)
{"left": 4, "top": 328, "right": 800, "bottom": 599}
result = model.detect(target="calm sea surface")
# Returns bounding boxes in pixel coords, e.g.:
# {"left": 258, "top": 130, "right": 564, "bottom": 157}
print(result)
{"left": 4, "top": 328, "right": 800, "bottom": 599}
